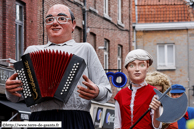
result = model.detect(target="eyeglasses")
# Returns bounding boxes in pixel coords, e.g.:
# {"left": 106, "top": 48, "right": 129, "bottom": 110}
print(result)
{"left": 45, "top": 16, "right": 71, "bottom": 25}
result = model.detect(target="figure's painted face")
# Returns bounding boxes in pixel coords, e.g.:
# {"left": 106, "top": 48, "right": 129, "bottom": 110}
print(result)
{"left": 171, "top": 93, "right": 183, "bottom": 98}
{"left": 46, "top": 5, "right": 76, "bottom": 44}
{"left": 126, "top": 60, "right": 149, "bottom": 85}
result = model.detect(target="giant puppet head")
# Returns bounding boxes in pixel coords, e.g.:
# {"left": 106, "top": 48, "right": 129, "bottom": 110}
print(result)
{"left": 125, "top": 49, "right": 153, "bottom": 85}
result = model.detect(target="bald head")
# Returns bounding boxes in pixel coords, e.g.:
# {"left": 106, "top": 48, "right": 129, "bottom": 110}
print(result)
{"left": 45, "top": 4, "right": 76, "bottom": 44}
{"left": 47, "top": 4, "right": 75, "bottom": 23}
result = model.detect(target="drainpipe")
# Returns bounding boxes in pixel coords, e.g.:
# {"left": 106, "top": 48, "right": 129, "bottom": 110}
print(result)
{"left": 83, "top": 0, "right": 87, "bottom": 42}
{"left": 133, "top": 26, "right": 136, "bottom": 49}
{"left": 187, "top": 29, "right": 191, "bottom": 106}
{"left": 133, "top": 0, "right": 138, "bottom": 49}
{"left": 42, "top": 0, "right": 44, "bottom": 45}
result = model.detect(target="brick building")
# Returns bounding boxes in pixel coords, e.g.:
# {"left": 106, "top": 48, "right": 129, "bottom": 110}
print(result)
{"left": 0, "top": 0, "right": 39, "bottom": 124}
{"left": 0, "top": 0, "right": 131, "bottom": 128}
{"left": 132, "top": 0, "right": 194, "bottom": 107}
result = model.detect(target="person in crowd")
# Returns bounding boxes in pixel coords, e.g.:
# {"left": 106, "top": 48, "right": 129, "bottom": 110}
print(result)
{"left": 5, "top": 4, "right": 112, "bottom": 129}
{"left": 114, "top": 49, "right": 162, "bottom": 129}
{"left": 146, "top": 71, "right": 178, "bottom": 129}
{"left": 170, "top": 84, "right": 194, "bottom": 129}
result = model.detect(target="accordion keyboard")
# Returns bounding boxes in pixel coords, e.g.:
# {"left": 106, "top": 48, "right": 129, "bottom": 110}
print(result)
{"left": 17, "top": 68, "right": 32, "bottom": 98}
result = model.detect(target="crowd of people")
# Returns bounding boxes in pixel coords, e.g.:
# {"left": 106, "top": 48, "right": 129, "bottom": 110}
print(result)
{"left": 4, "top": 3, "right": 194, "bottom": 129}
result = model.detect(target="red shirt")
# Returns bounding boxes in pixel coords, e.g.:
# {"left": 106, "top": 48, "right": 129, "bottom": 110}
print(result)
{"left": 114, "top": 84, "right": 156, "bottom": 129}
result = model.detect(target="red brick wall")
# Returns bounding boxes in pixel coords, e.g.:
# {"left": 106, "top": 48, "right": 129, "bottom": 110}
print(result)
{"left": 0, "top": 0, "right": 2, "bottom": 59}
{"left": 0, "top": 0, "right": 39, "bottom": 60}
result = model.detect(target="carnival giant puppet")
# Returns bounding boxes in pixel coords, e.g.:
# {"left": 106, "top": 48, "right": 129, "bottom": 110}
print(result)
{"left": 114, "top": 49, "right": 162, "bottom": 129}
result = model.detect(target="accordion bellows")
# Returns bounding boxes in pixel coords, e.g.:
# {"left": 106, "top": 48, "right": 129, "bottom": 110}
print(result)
{"left": 14, "top": 50, "right": 86, "bottom": 107}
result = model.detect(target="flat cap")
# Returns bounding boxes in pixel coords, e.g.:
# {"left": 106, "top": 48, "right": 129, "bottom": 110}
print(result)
{"left": 124, "top": 49, "right": 153, "bottom": 68}
{"left": 170, "top": 84, "right": 185, "bottom": 94}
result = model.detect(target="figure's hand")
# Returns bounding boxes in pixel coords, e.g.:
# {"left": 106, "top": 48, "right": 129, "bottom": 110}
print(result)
{"left": 77, "top": 75, "right": 99, "bottom": 100}
{"left": 5, "top": 73, "right": 23, "bottom": 97}
{"left": 149, "top": 96, "right": 161, "bottom": 111}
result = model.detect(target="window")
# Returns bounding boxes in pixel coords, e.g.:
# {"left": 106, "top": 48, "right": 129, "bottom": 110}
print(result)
{"left": 89, "top": 33, "right": 96, "bottom": 50}
{"left": 117, "top": 45, "right": 122, "bottom": 72}
{"left": 104, "top": 0, "right": 112, "bottom": 21}
{"left": 73, "top": 27, "right": 82, "bottom": 42}
{"left": 117, "top": 45, "right": 122, "bottom": 84}
{"left": 117, "top": 0, "right": 124, "bottom": 27}
{"left": 118, "top": 0, "right": 122, "bottom": 22}
{"left": 157, "top": 44, "right": 176, "bottom": 70}
{"left": 104, "top": 39, "right": 109, "bottom": 72}
{"left": 15, "top": 2, "right": 24, "bottom": 61}
{"left": 104, "top": 0, "right": 109, "bottom": 16}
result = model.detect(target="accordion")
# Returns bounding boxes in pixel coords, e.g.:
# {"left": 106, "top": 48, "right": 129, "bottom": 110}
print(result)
{"left": 14, "top": 50, "right": 86, "bottom": 107}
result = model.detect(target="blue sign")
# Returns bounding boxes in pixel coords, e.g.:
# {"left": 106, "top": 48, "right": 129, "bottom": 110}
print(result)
{"left": 106, "top": 72, "right": 127, "bottom": 88}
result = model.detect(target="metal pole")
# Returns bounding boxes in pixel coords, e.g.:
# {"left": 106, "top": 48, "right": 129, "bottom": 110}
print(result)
{"left": 83, "top": 0, "right": 87, "bottom": 42}
{"left": 8, "top": 112, "right": 19, "bottom": 121}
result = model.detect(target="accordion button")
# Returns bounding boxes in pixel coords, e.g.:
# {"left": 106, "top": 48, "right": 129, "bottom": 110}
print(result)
{"left": 74, "top": 64, "right": 76, "bottom": 66}
{"left": 74, "top": 69, "right": 77, "bottom": 71}
{"left": 72, "top": 74, "right": 74, "bottom": 76}
{"left": 61, "top": 93, "right": 63, "bottom": 95}
{"left": 76, "top": 66, "right": 78, "bottom": 68}
{"left": 77, "top": 63, "right": 79, "bottom": 65}
{"left": 65, "top": 89, "right": 67, "bottom": 91}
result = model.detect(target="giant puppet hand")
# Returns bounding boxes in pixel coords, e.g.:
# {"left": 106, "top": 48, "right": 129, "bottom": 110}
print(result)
{"left": 5, "top": 73, "right": 23, "bottom": 97}
{"left": 149, "top": 96, "right": 161, "bottom": 128}
{"left": 77, "top": 75, "right": 99, "bottom": 100}
{"left": 149, "top": 96, "right": 161, "bottom": 111}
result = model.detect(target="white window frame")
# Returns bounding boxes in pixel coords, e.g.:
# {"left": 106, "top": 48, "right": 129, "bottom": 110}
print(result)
{"left": 117, "top": 45, "right": 122, "bottom": 71}
{"left": 15, "top": 2, "right": 24, "bottom": 61}
{"left": 117, "top": 45, "right": 122, "bottom": 89}
{"left": 104, "top": 40, "right": 109, "bottom": 72}
{"left": 104, "top": 0, "right": 112, "bottom": 21}
{"left": 104, "top": 0, "right": 109, "bottom": 16}
{"left": 157, "top": 44, "right": 176, "bottom": 70}
{"left": 117, "top": 0, "right": 124, "bottom": 27}
{"left": 118, "top": 0, "right": 122, "bottom": 22}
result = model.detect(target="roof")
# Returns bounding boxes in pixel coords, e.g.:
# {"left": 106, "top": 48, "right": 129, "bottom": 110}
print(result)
{"left": 132, "top": 0, "right": 194, "bottom": 23}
